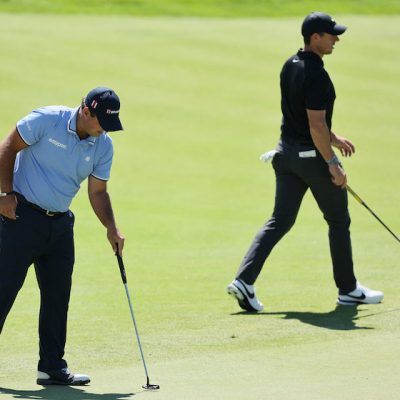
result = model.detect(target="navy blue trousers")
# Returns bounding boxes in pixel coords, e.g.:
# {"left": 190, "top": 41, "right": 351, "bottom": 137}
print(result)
{"left": 236, "top": 140, "right": 357, "bottom": 293}
{"left": 0, "top": 201, "right": 75, "bottom": 371}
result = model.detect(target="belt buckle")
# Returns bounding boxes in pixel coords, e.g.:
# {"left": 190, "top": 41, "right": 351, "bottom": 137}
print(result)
{"left": 46, "top": 210, "right": 55, "bottom": 217}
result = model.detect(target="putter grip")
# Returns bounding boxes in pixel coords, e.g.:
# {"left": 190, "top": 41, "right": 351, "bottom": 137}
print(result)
{"left": 115, "top": 248, "right": 127, "bottom": 284}
{"left": 346, "top": 185, "right": 363, "bottom": 205}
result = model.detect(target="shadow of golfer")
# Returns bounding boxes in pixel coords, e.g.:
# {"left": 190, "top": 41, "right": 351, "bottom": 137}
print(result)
{"left": 0, "top": 386, "right": 136, "bottom": 400}
{"left": 232, "top": 305, "right": 373, "bottom": 330}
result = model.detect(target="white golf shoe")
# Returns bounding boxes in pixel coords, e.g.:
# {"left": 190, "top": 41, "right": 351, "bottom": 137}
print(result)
{"left": 37, "top": 368, "right": 90, "bottom": 386}
{"left": 227, "top": 279, "right": 264, "bottom": 312}
{"left": 337, "top": 282, "right": 384, "bottom": 305}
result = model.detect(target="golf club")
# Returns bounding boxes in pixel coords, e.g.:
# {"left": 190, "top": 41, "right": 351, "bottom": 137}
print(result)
{"left": 346, "top": 185, "right": 400, "bottom": 243}
{"left": 115, "top": 245, "right": 160, "bottom": 390}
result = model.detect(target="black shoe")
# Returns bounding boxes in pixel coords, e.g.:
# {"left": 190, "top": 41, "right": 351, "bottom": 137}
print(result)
{"left": 37, "top": 368, "right": 90, "bottom": 386}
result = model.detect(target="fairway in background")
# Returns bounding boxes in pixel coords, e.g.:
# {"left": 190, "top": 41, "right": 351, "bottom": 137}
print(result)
{"left": 0, "top": 13, "right": 399, "bottom": 400}
{"left": 1, "top": 0, "right": 400, "bottom": 16}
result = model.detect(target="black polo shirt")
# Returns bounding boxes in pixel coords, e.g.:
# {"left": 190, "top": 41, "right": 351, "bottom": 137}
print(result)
{"left": 279, "top": 49, "right": 336, "bottom": 144}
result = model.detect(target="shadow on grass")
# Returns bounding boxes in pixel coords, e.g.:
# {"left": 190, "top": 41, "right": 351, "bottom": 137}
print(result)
{"left": 0, "top": 386, "right": 136, "bottom": 400}
{"left": 231, "top": 306, "right": 377, "bottom": 330}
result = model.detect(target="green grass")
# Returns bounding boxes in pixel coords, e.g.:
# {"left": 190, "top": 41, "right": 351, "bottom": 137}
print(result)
{"left": 0, "top": 14, "right": 399, "bottom": 400}
{"left": 1, "top": 0, "right": 400, "bottom": 16}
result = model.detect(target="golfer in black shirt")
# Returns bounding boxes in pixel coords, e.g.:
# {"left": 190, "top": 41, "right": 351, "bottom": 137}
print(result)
{"left": 227, "top": 12, "right": 383, "bottom": 311}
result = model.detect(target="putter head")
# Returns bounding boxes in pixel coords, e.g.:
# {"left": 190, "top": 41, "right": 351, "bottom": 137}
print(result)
{"left": 142, "top": 383, "right": 160, "bottom": 390}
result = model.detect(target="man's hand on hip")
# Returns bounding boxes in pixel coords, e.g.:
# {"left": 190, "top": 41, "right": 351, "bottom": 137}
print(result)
{"left": 0, "top": 194, "right": 17, "bottom": 219}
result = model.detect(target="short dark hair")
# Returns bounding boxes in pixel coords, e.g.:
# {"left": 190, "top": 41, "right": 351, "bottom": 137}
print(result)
{"left": 81, "top": 98, "right": 96, "bottom": 117}
{"left": 303, "top": 35, "right": 311, "bottom": 45}
{"left": 303, "top": 32, "right": 325, "bottom": 45}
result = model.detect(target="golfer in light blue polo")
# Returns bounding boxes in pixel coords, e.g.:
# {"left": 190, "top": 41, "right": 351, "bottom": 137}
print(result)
{"left": 0, "top": 87, "right": 125, "bottom": 385}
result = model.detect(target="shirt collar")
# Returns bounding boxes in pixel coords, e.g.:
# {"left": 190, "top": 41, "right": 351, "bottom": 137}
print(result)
{"left": 67, "top": 107, "right": 97, "bottom": 145}
{"left": 297, "top": 49, "right": 324, "bottom": 66}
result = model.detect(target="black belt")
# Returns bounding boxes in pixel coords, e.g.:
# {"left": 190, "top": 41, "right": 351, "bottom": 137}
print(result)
{"left": 280, "top": 138, "right": 314, "bottom": 147}
{"left": 15, "top": 193, "right": 67, "bottom": 217}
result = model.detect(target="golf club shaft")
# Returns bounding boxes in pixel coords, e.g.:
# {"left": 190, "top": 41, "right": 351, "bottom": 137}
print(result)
{"left": 123, "top": 282, "right": 150, "bottom": 380}
{"left": 346, "top": 185, "right": 400, "bottom": 243}
{"left": 115, "top": 247, "right": 153, "bottom": 385}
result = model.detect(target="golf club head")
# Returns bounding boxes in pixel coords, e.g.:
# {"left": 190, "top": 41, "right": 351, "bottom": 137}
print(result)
{"left": 142, "top": 383, "right": 160, "bottom": 390}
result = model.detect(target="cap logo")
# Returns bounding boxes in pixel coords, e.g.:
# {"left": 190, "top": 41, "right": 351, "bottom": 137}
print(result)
{"left": 106, "top": 109, "right": 120, "bottom": 114}
{"left": 91, "top": 100, "right": 98, "bottom": 109}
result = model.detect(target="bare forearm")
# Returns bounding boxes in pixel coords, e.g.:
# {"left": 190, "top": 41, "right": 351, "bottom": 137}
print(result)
{"left": 0, "top": 129, "right": 27, "bottom": 218}
{"left": 89, "top": 190, "right": 117, "bottom": 230}
{"left": 0, "top": 128, "right": 29, "bottom": 193}
{"left": 87, "top": 176, "right": 125, "bottom": 254}
{"left": 309, "top": 121, "right": 335, "bottom": 161}
{"left": 306, "top": 109, "right": 347, "bottom": 187}
{"left": 0, "top": 140, "right": 17, "bottom": 192}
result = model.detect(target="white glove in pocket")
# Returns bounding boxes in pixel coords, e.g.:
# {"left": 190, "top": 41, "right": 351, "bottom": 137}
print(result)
{"left": 259, "top": 149, "right": 277, "bottom": 163}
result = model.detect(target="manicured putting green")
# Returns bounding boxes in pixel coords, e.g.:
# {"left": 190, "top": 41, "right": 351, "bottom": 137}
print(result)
{"left": 0, "top": 14, "right": 399, "bottom": 400}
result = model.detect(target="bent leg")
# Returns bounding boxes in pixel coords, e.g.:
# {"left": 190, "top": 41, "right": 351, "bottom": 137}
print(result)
{"left": 0, "top": 215, "right": 36, "bottom": 333}
{"left": 236, "top": 172, "right": 308, "bottom": 284}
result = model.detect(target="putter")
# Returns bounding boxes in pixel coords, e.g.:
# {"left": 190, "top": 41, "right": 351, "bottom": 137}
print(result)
{"left": 115, "top": 245, "right": 160, "bottom": 390}
{"left": 346, "top": 185, "right": 400, "bottom": 243}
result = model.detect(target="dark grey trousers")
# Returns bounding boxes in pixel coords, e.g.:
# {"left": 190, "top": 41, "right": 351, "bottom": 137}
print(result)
{"left": 236, "top": 140, "right": 357, "bottom": 293}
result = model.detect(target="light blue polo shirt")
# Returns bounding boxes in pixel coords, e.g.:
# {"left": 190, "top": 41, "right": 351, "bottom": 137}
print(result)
{"left": 14, "top": 106, "right": 113, "bottom": 212}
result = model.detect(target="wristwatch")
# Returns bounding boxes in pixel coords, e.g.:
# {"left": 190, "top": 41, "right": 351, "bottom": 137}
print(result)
{"left": 326, "top": 155, "right": 340, "bottom": 166}
{"left": 0, "top": 191, "right": 15, "bottom": 197}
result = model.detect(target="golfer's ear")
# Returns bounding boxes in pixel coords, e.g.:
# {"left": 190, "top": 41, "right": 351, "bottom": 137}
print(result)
{"left": 310, "top": 32, "right": 321, "bottom": 42}
{"left": 82, "top": 106, "right": 90, "bottom": 117}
